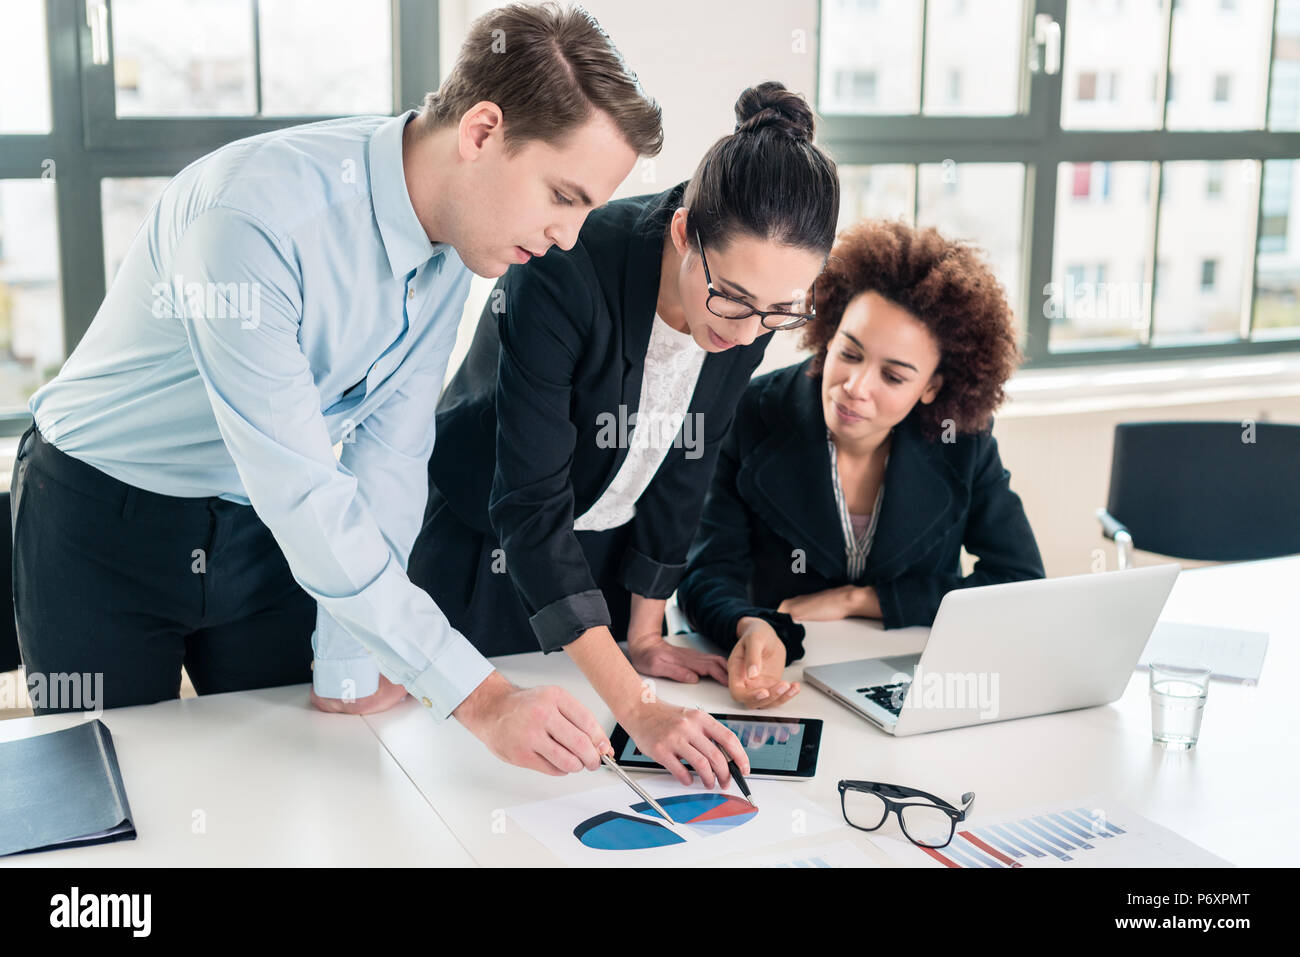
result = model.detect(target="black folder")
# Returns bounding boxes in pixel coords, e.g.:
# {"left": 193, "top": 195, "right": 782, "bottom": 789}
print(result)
{"left": 0, "top": 718, "right": 136, "bottom": 856}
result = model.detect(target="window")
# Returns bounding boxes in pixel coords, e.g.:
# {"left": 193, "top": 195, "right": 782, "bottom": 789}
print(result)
{"left": 0, "top": 180, "right": 63, "bottom": 411}
{"left": 820, "top": 0, "right": 1024, "bottom": 117}
{"left": 1213, "top": 74, "right": 1231, "bottom": 104}
{"left": 1152, "top": 161, "right": 1256, "bottom": 345}
{"left": 1205, "top": 162, "right": 1224, "bottom": 199}
{"left": 1201, "top": 259, "right": 1218, "bottom": 292}
{"left": 0, "top": 0, "right": 436, "bottom": 428}
{"left": 1078, "top": 71, "right": 1097, "bottom": 102}
{"left": 1072, "top": 162, "right": 1093, "bottom": 198}
{"left": 1069, "top": 161, "right": 1112, "bottom": 201}
{"left": 0, "top": 0, "right": 51, "bottom": 133}
{"left": 1167, "top": 1, "right": 1270, "bottom": 130}
{"left": 1075, "top": 68, "right": 1121, "bottom": 102}
{"left": 820, "top": 0, "right": 1300, "bottom": 367}
{"left": 835, "top": 70, "right": 879, "bottom": 107}
{"left": 1254, "top": 160, "right": 1299, "bottom": 341}
{"left": 101, "top": 178, "right": 171, "bottom": 285}
{"left": 108, "top": 0, "right": 391, "bottom": 119}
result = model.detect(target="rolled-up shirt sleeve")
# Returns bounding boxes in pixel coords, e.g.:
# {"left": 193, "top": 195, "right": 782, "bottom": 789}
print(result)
{"left": 488, "top": 254, "right": 609, "bottom": 652}
{"left": 173, "top": 207, "right": 493, "bottom": 717}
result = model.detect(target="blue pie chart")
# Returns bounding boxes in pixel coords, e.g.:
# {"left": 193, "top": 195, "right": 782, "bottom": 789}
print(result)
{"left": 573, "top": 793, "right": 758, "bottom": 850}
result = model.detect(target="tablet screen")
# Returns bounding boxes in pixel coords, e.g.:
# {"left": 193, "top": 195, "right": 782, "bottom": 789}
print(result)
{"left": 616, "top": 716, "right": 807, "bottom": 772}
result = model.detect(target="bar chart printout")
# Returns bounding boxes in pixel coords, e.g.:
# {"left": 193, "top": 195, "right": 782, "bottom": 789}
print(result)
{"left": 871, "top": 797, "right": 1232, "bottom": 868}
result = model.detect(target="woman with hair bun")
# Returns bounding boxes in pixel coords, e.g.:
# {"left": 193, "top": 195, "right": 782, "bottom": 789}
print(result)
{"left": 395, "top": 82, "right": 841, "bottom": 784}
{"left": 676, "top": 219, "right": 1045, "bottom": 711}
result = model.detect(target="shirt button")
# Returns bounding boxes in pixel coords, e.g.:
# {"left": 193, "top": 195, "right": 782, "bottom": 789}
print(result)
{"left": 407, "top": 287, "right": 415, "bottom": 300}
{"left": 421, "top": 696, "right": 432, "bottom": 708}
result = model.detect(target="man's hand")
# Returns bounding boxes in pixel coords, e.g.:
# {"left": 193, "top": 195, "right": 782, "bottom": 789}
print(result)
{"left": 728, "top": 617, "right": 798, "bottom": 709}
{"left": 310, "top": 671, "right": 410, "bottom": 714}
{"left": 453, "top": 671, "right": 612, "bottom": 776}
{"left": 777, "top": 585, "right": 881, "bottom": 622}
{"left": 627, "top": 633, "right": 728, "bottom": 685}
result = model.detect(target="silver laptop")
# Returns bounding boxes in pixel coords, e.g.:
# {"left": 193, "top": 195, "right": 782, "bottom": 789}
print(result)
{"left": 803, "top": 564, "right": 1180, "bottom": 736}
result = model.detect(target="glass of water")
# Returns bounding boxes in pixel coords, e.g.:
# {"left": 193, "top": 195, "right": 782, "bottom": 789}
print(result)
{"left": 1149, "top": 662, "right": 1211, "bottom": 749}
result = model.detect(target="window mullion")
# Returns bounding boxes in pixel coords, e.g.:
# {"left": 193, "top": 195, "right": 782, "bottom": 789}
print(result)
{"left": 252, "top": 0, "right": 263, "bottom": 117}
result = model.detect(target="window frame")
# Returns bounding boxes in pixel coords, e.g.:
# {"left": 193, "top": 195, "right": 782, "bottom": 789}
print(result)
{"left": 816, "top": 0, "right": 1300, "bottom": 369}
{"left": 0, "top": 0, "right": 439, "bottom": 435}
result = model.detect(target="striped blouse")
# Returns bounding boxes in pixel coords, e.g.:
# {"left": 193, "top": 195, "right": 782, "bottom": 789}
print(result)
{"left": 827, "top": 430, "right": 887, "bottom": 580}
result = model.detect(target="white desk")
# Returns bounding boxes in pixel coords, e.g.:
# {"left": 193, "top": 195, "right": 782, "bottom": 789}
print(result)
{"left": 364, "top": 556, "right": 1300, "bottom": 867}
{"left": 0, "top": 684, "right": 474, "bottom": 866}
{"left": 3, "top": 558, "right": 1294, "bottom": 866}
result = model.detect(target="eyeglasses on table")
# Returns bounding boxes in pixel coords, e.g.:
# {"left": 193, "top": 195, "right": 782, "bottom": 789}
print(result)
{"left": 837, "top": 780, "right": 976, "bottom": 849}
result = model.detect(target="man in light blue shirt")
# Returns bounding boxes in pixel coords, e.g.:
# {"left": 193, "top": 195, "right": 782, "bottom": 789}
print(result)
{"left": 13, "top": 4, "right": 663, "bottom": 777}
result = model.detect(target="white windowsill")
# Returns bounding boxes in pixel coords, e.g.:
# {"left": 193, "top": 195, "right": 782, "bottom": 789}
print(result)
{"left": 1002, "top": 352, "right": 1300, "bottom": 417}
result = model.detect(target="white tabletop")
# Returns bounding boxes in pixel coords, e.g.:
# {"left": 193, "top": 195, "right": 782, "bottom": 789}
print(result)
{"left": 364, "top": 556, "right": 1300, "bottom": 867}
{"left": 3, "top": 557, "right": 1294, "bottom": 866}
{"left": 0, "top": 684, "right": 474, "bottom": 866}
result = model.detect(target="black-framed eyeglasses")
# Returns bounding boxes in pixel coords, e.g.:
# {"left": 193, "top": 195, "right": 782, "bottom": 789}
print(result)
{"left": 695, "top": 230, "right": 815, "bottom": 331}
{"left": 837, "top": 780, "right": 976, "bottom": 849}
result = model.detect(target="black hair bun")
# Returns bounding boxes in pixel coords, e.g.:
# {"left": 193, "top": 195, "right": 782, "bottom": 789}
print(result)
{"left": 734, "top": 81, "right": 815, "bottom": 141}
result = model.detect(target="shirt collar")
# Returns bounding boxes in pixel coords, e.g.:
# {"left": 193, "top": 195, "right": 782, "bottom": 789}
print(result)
{"left": 369, "top": 109, "right": 448, "bottom": 279}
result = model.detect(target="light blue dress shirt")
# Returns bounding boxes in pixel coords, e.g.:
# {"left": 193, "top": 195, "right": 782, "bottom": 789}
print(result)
{"left": 29, "top": 110, "right": 494, "bottom": 717}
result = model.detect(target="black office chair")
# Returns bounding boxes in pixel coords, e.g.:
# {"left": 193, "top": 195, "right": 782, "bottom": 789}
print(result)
{"left": 0, "top": 491, "right": 19, "bottom": 673}
{"left": 1097, "top": 421, "right": 1300, "bottom": 567}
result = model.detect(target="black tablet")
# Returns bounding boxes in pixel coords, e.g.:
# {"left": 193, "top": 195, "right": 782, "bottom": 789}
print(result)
{"left": 608, "top": 713, "right": 822, "bottom": 780}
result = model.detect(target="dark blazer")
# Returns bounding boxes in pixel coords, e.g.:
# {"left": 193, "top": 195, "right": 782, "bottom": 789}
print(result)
{"left": 424, "top": 182, "right": 770, "bottom": 651}
{"left": 676, "top": 358, "right": 1045, "bottom": 662}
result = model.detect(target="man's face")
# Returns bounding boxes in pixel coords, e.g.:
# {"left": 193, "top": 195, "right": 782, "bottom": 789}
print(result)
{"left": 450, "top": 107, "right": 639, "bottom": 277}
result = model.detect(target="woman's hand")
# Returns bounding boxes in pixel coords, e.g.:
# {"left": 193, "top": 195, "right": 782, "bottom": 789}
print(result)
{"left": 616, "top": 698, "right": 750, "bottom": 787}
{"left": 729, "top": 617, "right": 798, "bottom": 708}
{"left": 627, "top": 633, "right": 728, "bottom": 685}
{"left": 777, "top": 585, "right": 881, "bottom": 622}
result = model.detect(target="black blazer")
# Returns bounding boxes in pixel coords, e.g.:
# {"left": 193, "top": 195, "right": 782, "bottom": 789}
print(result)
{"left": 427, "top": 182, "right": 770, "bottom": 650}
{"left": 676, "top": 358, "right": 1045, "bottom": 661}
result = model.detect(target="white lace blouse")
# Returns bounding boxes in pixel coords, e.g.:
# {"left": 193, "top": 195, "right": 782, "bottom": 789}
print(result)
{"left": 573, "top": 313, "right": 706, "bottom": 532}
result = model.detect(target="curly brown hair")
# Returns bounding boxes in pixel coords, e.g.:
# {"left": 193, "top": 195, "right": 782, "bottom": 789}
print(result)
{"left": 801, "top": 218, "right": 1021, "bottom": 438}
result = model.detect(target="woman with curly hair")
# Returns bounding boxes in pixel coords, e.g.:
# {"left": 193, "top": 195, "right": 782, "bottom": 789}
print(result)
{"left": 676, "top": 218, "right": 1044, "bottom": 710}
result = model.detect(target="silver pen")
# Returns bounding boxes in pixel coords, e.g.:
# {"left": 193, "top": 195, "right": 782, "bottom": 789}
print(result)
{"left": 601, "top": 754, "right": 688, "bottom": 839}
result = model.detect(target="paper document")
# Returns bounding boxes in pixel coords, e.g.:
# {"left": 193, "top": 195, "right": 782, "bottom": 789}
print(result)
{"left": 506, "top": 778, "right": 843, "bottom": 867}
{"left": 1137, "top": 621, "right": 1268, "bottom": 683}
{"left": 870, "top": 795, "right": 1232, "bottom": 868}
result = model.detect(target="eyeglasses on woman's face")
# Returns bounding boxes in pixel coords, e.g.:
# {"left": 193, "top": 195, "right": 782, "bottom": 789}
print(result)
{"left": 695, "top": 230, "right": 816, "bottom": 331}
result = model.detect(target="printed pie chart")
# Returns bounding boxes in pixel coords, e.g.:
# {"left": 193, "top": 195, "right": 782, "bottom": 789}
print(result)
{"left": 573, "top": 793, "right": 758, "bottom": 850}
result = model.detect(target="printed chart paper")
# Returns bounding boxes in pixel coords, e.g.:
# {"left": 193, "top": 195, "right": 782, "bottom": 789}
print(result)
{"left": 871, "top": 795, "right": 1232, "bottom": 868}
{"left": 506, "top": 778, "right": 844, "bottom": 867}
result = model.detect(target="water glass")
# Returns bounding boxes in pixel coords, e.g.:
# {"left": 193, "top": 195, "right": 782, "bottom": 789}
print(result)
{"left": 1149, "top": 661, "right": 1210, "bottom": 749}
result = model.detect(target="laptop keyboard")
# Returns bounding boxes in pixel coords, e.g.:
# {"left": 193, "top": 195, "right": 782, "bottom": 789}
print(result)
{"left": 857, "top": 681, "right": 911, "bottom": 716}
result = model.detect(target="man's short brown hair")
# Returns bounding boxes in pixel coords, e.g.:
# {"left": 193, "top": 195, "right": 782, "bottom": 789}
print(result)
{"left": 422, "top": 2, "right": 663, "bottom": 158}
